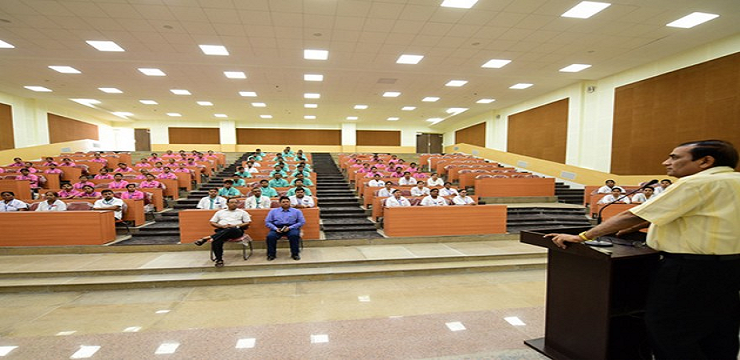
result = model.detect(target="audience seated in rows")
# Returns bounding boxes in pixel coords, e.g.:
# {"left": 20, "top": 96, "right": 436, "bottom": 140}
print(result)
{"left": 598, "top": 188, "right": 630, "bottom": 204}
{"left": 596, "top": 179, "right": 624, "bottom": 194}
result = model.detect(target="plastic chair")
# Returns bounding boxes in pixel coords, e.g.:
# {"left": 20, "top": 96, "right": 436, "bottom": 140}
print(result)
{"left": 209, "top": 234, "right": 253, "bottom": 261}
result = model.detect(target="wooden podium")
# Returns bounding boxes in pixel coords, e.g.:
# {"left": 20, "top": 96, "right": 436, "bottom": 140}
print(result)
{"left": 521, "top": 227, "right": 659, "bottom": 360}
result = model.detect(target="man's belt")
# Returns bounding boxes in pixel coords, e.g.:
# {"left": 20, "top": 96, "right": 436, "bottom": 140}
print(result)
{"left": 661, "top": 252, "right": 740, "bottom": 261}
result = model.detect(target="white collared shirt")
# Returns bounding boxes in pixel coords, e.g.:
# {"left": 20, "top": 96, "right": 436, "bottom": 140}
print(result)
{"left": 398, "top": 177, "right": 416, "bottom": 186}
{"left": 439, "top": 188, "right": 458, "bottom": 196}
{"left": 93, "top": 197, "right": 124, "bottom": 219}
{"left": 385, "top": 196, "right": 411, "bottom": 207}
{"left": 410, "top": 186, "right": 430, "bottom": 197}
{"left": 245, "top": 195, "right": 271, "bottom": 209}
{"left": 210, "top": 208, "right": 251, "bottom": 226}
{"left": 427, "top": 178, "right": 444, "bottom": 187}
{"left": 36, "top": 200, "right": 67, "bottom": 211}
{"left": 0, "top": 199, "right": 28, "bottom": 212}
{"left": 420, "top": 195, "right": 448, "bottom": 206}
{"left": 289, "top": 195, "right": 314, "bottom": 208}
{"left": 452, "top": 195, "right": 475, "bottom": 205}
{"left": 598, "top": 194, "right": 630, "bottom": 204}
{"left": 197, "top": 196, "right": 227, "bottom": 210}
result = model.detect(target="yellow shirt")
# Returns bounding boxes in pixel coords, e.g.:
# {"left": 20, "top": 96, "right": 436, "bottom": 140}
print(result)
{"left": 630, "top": 166, "right": 740, "bottom": 254}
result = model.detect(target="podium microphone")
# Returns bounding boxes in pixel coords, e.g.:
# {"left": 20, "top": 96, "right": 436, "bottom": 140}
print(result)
{"left": 597, "top": 179, "right": 658, "bottom": 225}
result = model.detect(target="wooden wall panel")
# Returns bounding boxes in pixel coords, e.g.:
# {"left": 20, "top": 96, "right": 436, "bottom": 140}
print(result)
{"left": 236, "top": 128, "right": 340, "bottom": 145}
{"left": 507, "top": 98, "right": 568, "bottom": 163}
{"left": 47, "top": 113, "right": 99, "bottom": 143}
{"left": 356, "top": 130, "right": 401, "bottom": 146}
{"left": 0, "top": 103, "right": 13, "bottom": 150}
{"left": 168, "top": 127, "right": 220, "bottom": 144}
{"left": 455, "top": 122, "right": 486, "bottom": 147}
{"left": 612, "top": 52, "right": 740, "bottom": 174}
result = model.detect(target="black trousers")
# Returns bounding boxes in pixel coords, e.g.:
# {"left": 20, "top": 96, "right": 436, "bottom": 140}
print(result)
{"left": 645, "top": 255, "right": 740, "bottom": 360}
{"left": 210, "top": 227, "right": 244, "bottom": 261}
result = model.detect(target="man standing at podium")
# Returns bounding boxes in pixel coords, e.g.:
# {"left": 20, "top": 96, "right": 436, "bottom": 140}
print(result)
{"left": 547, "top": 140, "right": 740, "bottom": 360}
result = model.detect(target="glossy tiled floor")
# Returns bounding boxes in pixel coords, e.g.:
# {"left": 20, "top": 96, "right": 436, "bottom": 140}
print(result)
{"left": 0, "top": 268, "right": 548, "bottom": 359}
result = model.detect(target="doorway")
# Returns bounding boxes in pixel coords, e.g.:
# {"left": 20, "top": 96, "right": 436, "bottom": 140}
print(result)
{"left": 134, "top": 128, "right": 151, "bottom": 152}
{"left": 416, "top": 133, "right": 443, "bottom": 153}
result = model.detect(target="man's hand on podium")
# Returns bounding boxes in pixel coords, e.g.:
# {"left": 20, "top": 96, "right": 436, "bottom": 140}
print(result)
{"left": 545, "top": 233, "right": 583, "bottom": 249}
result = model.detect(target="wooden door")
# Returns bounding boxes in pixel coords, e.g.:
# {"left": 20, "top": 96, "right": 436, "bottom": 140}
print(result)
{"left": 416, "top": 133, "right": 443, "bottom": 153}
{"left": 134, "top": 128, "right": 151, "bottom": 151}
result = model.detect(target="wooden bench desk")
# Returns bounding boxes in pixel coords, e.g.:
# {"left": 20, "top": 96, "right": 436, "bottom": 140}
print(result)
{"left": 0, "top": 179, "right": 32, "bottom": 200}
{"left": 372, "top": 195, "right": 480, "bottom": 220}
{"left": 384, "top": 204, "right": 507, "bottom": 237}
{"left": 474, "top": 177, "right": 555, "bottom": 197}
{"left": 0, "top": 211, "right": 116, "bottom": 246}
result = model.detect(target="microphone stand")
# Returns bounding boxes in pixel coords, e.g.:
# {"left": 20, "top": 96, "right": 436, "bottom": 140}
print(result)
{"left": 586, "top": 181, "right": 658, "bottom": 246}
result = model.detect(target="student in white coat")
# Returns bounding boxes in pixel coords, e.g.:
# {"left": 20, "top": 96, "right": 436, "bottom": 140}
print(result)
{"left": 420, "top": 188, "right": 448, "bottom": 206}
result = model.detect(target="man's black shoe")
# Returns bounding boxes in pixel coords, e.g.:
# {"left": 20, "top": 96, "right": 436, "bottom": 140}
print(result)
{"left": 292, "top": 255, "right": 301, "bottom": 261}
{"left": 267, "top": 255, "right": 276, "bottom": 261}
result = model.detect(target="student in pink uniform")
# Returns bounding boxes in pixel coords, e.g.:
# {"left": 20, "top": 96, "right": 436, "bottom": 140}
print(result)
{"left": 148, "top": 153, "right": 163, "bottom": 162}
{"left": 150, "top": 162, "right": 164, "bottom": 173}
{"left": 157, "top": 167, "right": 177, "bottom": 180}
{"left": 59, "top": 158, "right": 76, "bottom": 167}
{"left": 21, "top": 162, "right": 38, "bottom": 173}
{"left": 162, "top": 150, "right": 176, "bottom": 158}
{"left": 8, "top": 157, "right": 24, "bottom": 167}
{"left": 135, "top": 169, "right": 149, "bottom": 180}
{"left": 77, "top": 185, "right": 102, "bottom": 199}
{"left": 43, "top": 163, "right": 63, "bottom": 175}
{"left": 120, "top": 183, "right": 145, "bottom": 200}
{"left": 116, "top": 163, "right": 134, "bottom": 173}
{"left": 94, "top": 168, "right": 114, "bottom": 180}
{"left": 58, "top": 183, "right": 82, "bottom": 199}
{"left": 108, "top": 173, "right": 129, "bottom": 189}
{"left": 42, "top": 157, "right": 58, "bottom": 167}
{"left": 90, "top": 153, "right": 107, "bottom": 164}
{"left": 73, "top": 175, "right": 94, "bottom": 190}
{"left": 140, "top": 173, "right": 164, "bottom": 189}
{"left": 17, "top": 168, "right": 40, "bottom": 188}
{"left": 135, "top": 158, "right": 152, "bottom": 168}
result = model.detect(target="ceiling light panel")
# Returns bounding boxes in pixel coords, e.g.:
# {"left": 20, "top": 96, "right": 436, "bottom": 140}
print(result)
{"left": 197, "top": 101, "right": 213, "bottom": 106}
{"left": 171, "top": 89, "right": 191, "bottom": 95}
{"left": 304, "top": 93, "right": 320, "bottom": 99}
{"left": 224, "top": 71, "right": 246, "bottom": 79}
{"left": 304, "top": 115, "right": 316, "bottom": 119}
{"left": 561, "top": 1, "right": 611, "bottom": 19}
{"left": 0, "top": 40, "right": 15, "bottom": 48}
{"left": 422, "top": 97, "right": 439, "bottom": 102}
{"left": 667, "top": 12, "right": 719, "bottom": 28}
{"left": 49, "top": 66, "right": 81, "bottom": 74}
{"left": 304, "top": 49, "right": 328, "bottom": 60}
{"left": 396, "top": 54, "right": 424, "bottom": 64}
{"left": 86, "top": 40, "right": 124, "bottom": 52}
{"left": 510, "top": 83, "right": 533, "bottom": 89}
{"left": 71, "top": 99, "right": 100, "bottom": 107}
{"left": 167, "top": 113, "right": 181, "bottom": 117}
{"left": 304, "top": 74, "right": 324, "bottom": 81}
{"left": 140, "top": 100, "right": 157, "bottom": 105}
{"left": 445, "top": 80, "right": 468, "bottom": 87}
{"left": 304, "top": 104, "right": 318, "bottom": 108}
{"left": 387, "top": 117, "right": 399, "bottom": 121}
{"left": 402, "top": 106, "right": 416, "bottom": 110}
{"left": 239, "top": 91, "right": 257, "bottom": 97}
{"left": 559, "top": 64, "right": 592, "bottom": 72}
{"left": 354, "top": 105, "right": 368, "bottom": 109}
{"left": 383, "top": 91, "right": 401, "bottom": 97}
{"left": 214, "top": 114, "right": 227, "bottom": 118}
{"left": 481, "top": 59, "right": 511, "bottom": 68}
{"left": 440, "top": 0, "right": 479, "bottom": 9}
{"left": 251, "top": 102, "right": 266, "bottom": 107}
{"left": 199, "top": 45, "right": 229, "bottom": 55}
{"left": 346, "top": 116, "right": 358, "bottom": 120}
{"left": 138, "top": 68, "right": 166, "bottom": 76}
{"left": 260, "top": 115, "right": 272, "bottom": 119}
{"left": 476, "top": 98, "right": 496, "bottom": 104}
{"left": 112, "top": 112, "right": 132, "bottom": 118}
{"left": 99, "top": 87, "right": 122, "bottom": 93}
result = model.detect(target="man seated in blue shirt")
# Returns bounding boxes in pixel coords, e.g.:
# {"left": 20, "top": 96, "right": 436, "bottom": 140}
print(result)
{"left": 268, "top": 173, "right": 289, "bottom": 188}
{"left": 265, "top": 196, "right": 306, "bottom": 261}
{"left": 258, "top": 179, "right": 278, "bottom": 197}
{"left": 217, "top": 179, "right": 242, "bottom": 198}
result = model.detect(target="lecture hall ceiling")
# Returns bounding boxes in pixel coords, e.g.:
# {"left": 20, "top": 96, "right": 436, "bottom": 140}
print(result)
{"left": 0, "top": 0, "right": 737, "bottom": 128}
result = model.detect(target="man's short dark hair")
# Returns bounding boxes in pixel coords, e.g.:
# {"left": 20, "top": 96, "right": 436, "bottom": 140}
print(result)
{"left": 680, "top": 140, "right": 738, "bottom": 168}
{"left": 279, "top": 196, "right": 290, "bottom": 202}
{"left": 661, "top": 179, "right": 673, "bottom": 184}
{"left": 605, "top": 179, "right": 615, "bottom": 184}
{"left": 223, "top": 179, "right": 234, "bottom": 185}
{"left": 1, "top": 191, "right": 14, "bottom": 196}
{"left": 260, "top": 179, "right": 269, "bottom": 184}
{"left": 101, "top": 189, "right": 113, "bottom": 194}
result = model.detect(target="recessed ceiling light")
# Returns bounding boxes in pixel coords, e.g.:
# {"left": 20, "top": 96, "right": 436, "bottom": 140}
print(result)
{"left": 354, "top": 104, "right": 368, "bottom": 109}
{"left": 0, "top": 39, "right": 15, "bottom": 48}
{"left": 387, "top": 117, "right": 399, "bottom": 121}
{"left": 304, "top": 115, "right": 316, "bottom": 119}
{"left": 224, "top": 71, "right": 246, "bottom": 79}
{"left": 383, "top": 91, "right": 401, "bottom": 97}
{"left": 251, "top": 102, "right": 266, "bottom": 107}
{"left": 99, "top": 87, "right": 122, "bottom": 93}
{"left": 112, "top": 112, "right": 133, "bottom": 118}
{"left": 260, "top": 115, "right": 272, "bottom": 119}
{"left": 476, "top": 98, "right": 496, "bottom": 104}
{"left": 167, "top": 113, "right": 181, "bottom": 117}
{"left": 197, "top": 101, "right": 213, "bottom": 106}
{"left": 86, "top": 40, "right": 124, "bottom": 52}
{"left": 304, "top": 93, "right": 320, "bottom": 99}
{"left": 71, "top": 98, "right": 100, "bottom": 107}
{"left": 427, "top": 118, "right": 444, "bottom": 124}
{"left": 481, "top": 59, "right": 511, "bottom": 68}
{"left": 138, "top": 68, "right": 166, "bottom": 76}
{"left": 346, "top": 116, "right": 358, "bottom": 120}
{"left": 199, "top": 44, "right": 229, "bottom": 56}
{"left": 422, "top": 97, "right": 439, "bottom": 102}
{"left": 304, "top": 104, "right": 318, "bottom": 108}
{"left": 304, "top": 74, "right": 324, "bottom": 81}
{"left": 446, "top": 107, "right": 468, "bottom": 115}
{"left": 140, "top": 100, "right": 158, "bottom": 105}
{"left": 440, "top": 0, "right": 478, "bottom": 9}
{"left": 214, "top": 114, "right": 227, "bottom": 118}
{"left": 239, "top": 91, "right": 257, "bottom": 97}
{"left": 396, "top": 54, "right": 424, "bottom": 64}
{"left": 170, "top": 89, "right": 191, "bottom": 95}
{"left": 445, "top": 80, "right": 468, "bottom": 87}
{"left": 667, "top": 12, "right": 719, "bottom": 28}
{"left": 401, "top": 106, "right": 416, "bottom": 111}
{"left": 559, "top": 64, "right": 592, "bottom": 72}
{"left": 510, "top": 83, "right": 533, "bottom": 89}
{"left": 304, "top": 49, "right": 328, "bottom": 60}
{"left": 49, "top": 66, "right": 81, "bottom": 74}
{"left": 561, "top": 1, "right": 611, "bottom": 19}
